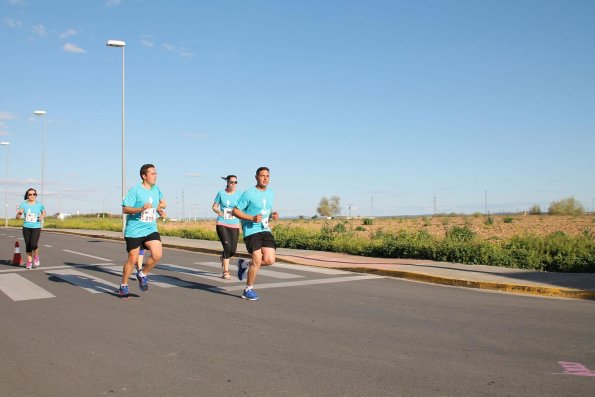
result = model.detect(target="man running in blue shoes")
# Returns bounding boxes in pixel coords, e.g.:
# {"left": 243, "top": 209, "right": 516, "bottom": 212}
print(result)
{"left": 233, "top": 166, "right": 279, "bottom": 301}
{"left": 118, "top": 164, "right": 167, "bottom": 296}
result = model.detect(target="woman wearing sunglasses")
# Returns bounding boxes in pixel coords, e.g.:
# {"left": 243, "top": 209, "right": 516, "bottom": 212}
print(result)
{"left": 16, "top": 188, "right": 46, "bottom": 269}
{"left": 212, "top": 175, "right": 242, "bottom": 279}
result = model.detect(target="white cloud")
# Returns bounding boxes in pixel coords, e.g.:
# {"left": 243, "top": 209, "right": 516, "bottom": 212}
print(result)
{"left": 180, "top": 51, "right": 194, "bottom": 59}
{"left": 4, "top": 18, "right": 22, "bottom": 28}
{"left": 140, "top": 35, "right": 154, "bottom": 48}
{"left": 59, "top": 29, "right": 77, "bottom": 39}
{"left": 106, "top": 0, "right": 122, "bottom": 6}
{"left": 0, "top": 112, "right": 15, "bottom": 120}
{"left": 32, "top": 24, "right": 47, "bottom": 37}
{"left": 63, "top": 43, "right": 86, "bottom": 53}
{"left": 185, "top": 173, "right": 203, "bottom": 178}
{"left": 162, "top": 43, "right": 175, "bottom": 51}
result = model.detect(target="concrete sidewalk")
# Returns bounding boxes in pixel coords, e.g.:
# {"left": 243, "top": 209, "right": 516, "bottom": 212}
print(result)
{"left": 47, "top": 228, "right": 595, "bottom": 300}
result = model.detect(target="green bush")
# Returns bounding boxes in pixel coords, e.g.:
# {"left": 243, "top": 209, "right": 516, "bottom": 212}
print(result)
{"left": 548, "top": 197, "right": 585, "bottom": 215}
{"left": 503, "top": 217, "right": 514, "bottom": 223}
{"left": 445, "top": 226, "right": 476, "bottom": 242}
{"left": 362, "top": 218, "right": 374, "bottom": 225}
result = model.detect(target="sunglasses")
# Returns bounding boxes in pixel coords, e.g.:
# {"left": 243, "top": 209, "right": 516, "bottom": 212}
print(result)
{"left": 229, "top": 181, "right": 238, "bottom": 184}
{"left": 28, "top": 193, "right": 37, "bottom": 196}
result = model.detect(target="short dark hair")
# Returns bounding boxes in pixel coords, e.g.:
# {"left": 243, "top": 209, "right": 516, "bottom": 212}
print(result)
{"left": 221, "top": 175, "right": 237, "bottom": 182}
{"left": 256, "top": 167, "right": 269, "bottom": 176}
{"left": 140, "top": 164, "right": 155, "bottom": 178}
{"left": 24, "top": 188, "right": 37, "bottom": 200}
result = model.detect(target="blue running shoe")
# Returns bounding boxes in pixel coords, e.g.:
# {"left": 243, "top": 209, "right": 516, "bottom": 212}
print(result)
{"left": 242, "top": 289, "right": 259, "bottom": 301}
{"left": 137, "top": 270, "right": 149, "bottom": 292}
{"left": 118, "top": 285, "right": 129, "bottom": 296}
{"left": 237, "top": 259, "right": 248, "bottom": 281}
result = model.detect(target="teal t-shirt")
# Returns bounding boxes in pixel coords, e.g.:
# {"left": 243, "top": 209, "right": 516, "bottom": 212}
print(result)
{"left": 235, "top": 187, "right": 275, "bottom": 238}
{"left": 214, "top": 190, "right": 243, "bottom": 226}
{"left": 122, "top": 183, "right": 164, "bottom": 238}
{"left": 18, "top": 202, "right": 45, "bottom": 229}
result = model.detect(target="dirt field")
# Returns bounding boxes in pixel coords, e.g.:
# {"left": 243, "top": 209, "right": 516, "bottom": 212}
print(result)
{"left": 162, "top": 214, "right": 595, "bottom": 241}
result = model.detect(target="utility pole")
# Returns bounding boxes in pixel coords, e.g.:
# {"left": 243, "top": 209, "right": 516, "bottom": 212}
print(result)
{"left": 371, "top": 196, "right": 374, "bottom": 217}
{"left": 484, "top": 190, "right": 488, "bottom": 215}
{"left": 433, "top": 195, "right": 437, "bottom": 215}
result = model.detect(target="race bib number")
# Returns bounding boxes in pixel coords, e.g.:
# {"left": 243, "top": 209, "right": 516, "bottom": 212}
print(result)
{"left": 223, "top": 208, "right": 235, "bottom": 220}
{"left": 25, "top": 213, "right": 38, "bottom": 223}
{"left": 141, "top": 208, "right": 156, "bottom": 223}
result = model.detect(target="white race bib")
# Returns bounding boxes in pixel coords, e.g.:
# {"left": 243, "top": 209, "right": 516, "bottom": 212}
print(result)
{"left": 261, "top": 209, "right": 270, "bottom": 229}
{"left": 140, "top": 208, "right": 156, "bottom": 223}
{"left": 25, "top": 213, "right": 38, "bottom": 223}
{"left": 223, "top": 208, "right": 236, "bottom": 220}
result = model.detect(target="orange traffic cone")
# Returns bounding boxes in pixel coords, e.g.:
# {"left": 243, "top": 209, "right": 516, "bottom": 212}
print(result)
{"left": 12, "top": 241, "right": 22, "bottom": 266}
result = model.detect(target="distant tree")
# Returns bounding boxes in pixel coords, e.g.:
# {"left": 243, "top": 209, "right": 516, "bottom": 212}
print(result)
{"left": 317, "top": 196, "right": 341, "bottom": 217}
{"left": 528, "top": 205, "right": 542, "bottom": 215}
{"left": 548, "top": 197, "right": 585, "bottom": 215}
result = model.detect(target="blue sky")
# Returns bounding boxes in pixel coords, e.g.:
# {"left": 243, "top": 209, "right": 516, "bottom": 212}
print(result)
{"left": 1, "top": 0, "right": 594, "bottom": 218}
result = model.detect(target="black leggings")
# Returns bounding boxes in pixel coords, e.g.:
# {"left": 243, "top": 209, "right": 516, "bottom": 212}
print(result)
{"left": 216, "top": 225, "right": 239, "bottom": 259}
{"left": 22, "top": 227, "right": 42, "bottom": 253}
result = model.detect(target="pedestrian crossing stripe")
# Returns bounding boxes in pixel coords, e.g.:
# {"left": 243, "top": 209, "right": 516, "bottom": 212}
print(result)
{"left": 0, "top": 273, "right": 55, "bottom": 301}
{"left": 0, "top": 261, "right": 383, "bottom": 302}
{"left": 47, "top": 268, "right": 119, "bottom": 294}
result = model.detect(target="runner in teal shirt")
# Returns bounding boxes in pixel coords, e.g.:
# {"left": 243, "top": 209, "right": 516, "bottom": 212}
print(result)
{"left": 212, "top": 175, "right": 242, "bottom": 279}
{"left": 118, "top": 164, "right": 167, "bottom": 296}
{"left": 232, "top": 167, "right": 279, "bottom": 301}
{"left": 16, "top": 188, "right": 46, "bottom": 269}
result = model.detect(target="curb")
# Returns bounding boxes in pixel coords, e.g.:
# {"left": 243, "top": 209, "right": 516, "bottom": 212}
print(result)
{"left": 44, "top": 229, "right": 595, "bottom": 300}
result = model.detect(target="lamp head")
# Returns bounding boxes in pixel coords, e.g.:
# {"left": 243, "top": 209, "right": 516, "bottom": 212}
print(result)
{"left": 107, "top": 40, "right": 126, "bottom": 47}
{"left": 33, "top": 110, "right": 46, "bottom": 116}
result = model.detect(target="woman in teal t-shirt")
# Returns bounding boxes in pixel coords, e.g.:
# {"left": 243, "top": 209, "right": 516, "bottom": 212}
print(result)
{"left": 16, "top": 188, "right": 46, "bottom": 269}
{"left": 211, "top": 175, "right": 242, "bottom": 279}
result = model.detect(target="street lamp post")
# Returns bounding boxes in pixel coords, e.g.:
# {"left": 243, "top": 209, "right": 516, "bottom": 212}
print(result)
{"left": 33, "top": 110, "right": 46, "bottom": 204}
{"left": 0, "top": 142, "right": 9, "bottom": 227}
{"left": 106, "top": 39, "right": 126, "bottom": 235}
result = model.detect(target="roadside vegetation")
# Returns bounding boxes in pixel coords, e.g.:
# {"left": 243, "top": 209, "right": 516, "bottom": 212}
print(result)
{"left": 27, "top": 212, "right": 594, "bottom": 273}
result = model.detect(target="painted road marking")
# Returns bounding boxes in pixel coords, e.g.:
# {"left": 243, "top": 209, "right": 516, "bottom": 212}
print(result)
{"left": 558, "top": 361, "right": 595, "bottom": 377}
{"left": 101, "top": 265, "right": 195, "bottom": 288}
{"left": 0, "top": 273, "right": 55, "bottom": 301}
{"left": 47, "top": 268, "right": 118, "bottom": 294}
{"left": 196, "top": 261, "right": 304, "bottom": 279}
{"left": 157, "top": 264, "right": 239, "bottom": 283}
{"left": 62, "top": 249, "right": 112, "bottom": 262}
{"left": 274, "top": 262, "right": 352, "bottom": 275}
{"left": 219, "top": 274, "right": 385, "bottom": 291}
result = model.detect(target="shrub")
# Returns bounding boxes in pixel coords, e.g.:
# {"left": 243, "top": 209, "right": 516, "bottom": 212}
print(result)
{"left": 485, "top": 216, "right": 494, "bottom": 226}
{"left": 528, "top": 205, "right": 542, "bottom": 215}
{"left": 503, "top": 217, "right": 514, "bottom": 224}
{"left": 548, "top": 197, "right": 585, "bottom": 215}
{"left": 363, "top": 218, "right": 374, "bottom": 225}
{"left": 445, "top": 226, "right": 476, "bottom": 242}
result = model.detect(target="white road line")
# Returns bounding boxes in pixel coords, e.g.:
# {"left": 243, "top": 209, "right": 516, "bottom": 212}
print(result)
{"left": 101, "top": 265, "right": 195, "bottom": 288}
{"left": 62, "top": 249, "right": 112, "bottom": 262}
{"left": 274, "top": 262, "right": 352, "bottom": 275}
{"left": 0, "top": 273, "right": 55, "bottom": 301}
{"left": 0, "top": 263, "right": 113, "bottom": 274}
{"left": 43, "top": 245, "right": 53, "bottom": 248}
{"left": 196, "top": 262, "right": 304, "bottom": 279}
{"left": 220, "top": 274, "right": 385, "bottom": 291}
{"left": 46, "top": 268, "right": 118, "bottom": 294}
{"left": 157, "top": 264, "right": 244, "bottom": 284}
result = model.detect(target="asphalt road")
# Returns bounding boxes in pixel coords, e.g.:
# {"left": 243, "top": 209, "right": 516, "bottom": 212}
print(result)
{"left": 1, "top": 229, "right": 594, "bottom": 396}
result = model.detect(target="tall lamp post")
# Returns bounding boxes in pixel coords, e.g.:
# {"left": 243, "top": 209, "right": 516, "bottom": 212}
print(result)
{"left": 33, "top": 110, "right": 46, "bottom": 204}
{"left": 0, "top": 142, "right": 9, "bottom": 227}
{"left": 106, "top": 39, "right": 126, "bottom": 234}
